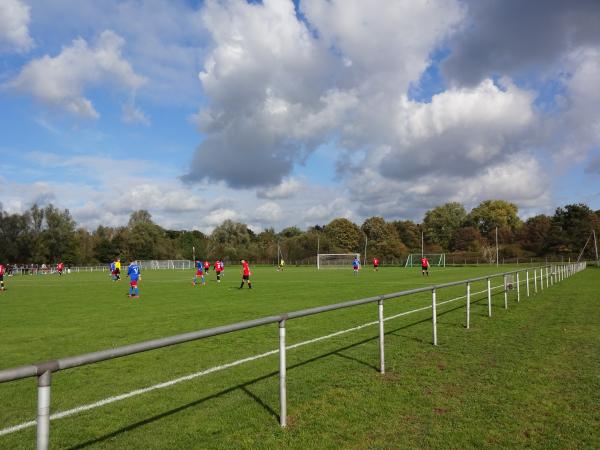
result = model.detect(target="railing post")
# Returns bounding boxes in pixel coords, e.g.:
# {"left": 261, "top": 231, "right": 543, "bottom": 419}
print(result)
{"left": 37, "top": 370, "right": 52, "bottom": 450}
{"left": 540, "top": 268, "right": 544, "bottom": 292}
{"left": 534, "top": 269, "right": 538, "bottom": 293}
{"left": 546, "top": 267, "right": 549, "bottom": 288}
{"left": 378, "top": 299, "right": 385, "bottom": 374}
{"left": 503, "top": 275, "right": 508, "bottom": 309}
{"left": 487, "top": 278, "right": 492, "bottom": 317}
{"left": 516, "top": 272, "right": 520, "bottom": 302}
{"left": 466, "top": 282, "right": 471, "bottom": 329}
{"left": 526, "top": 270, "right": 530, "bottom": 297}
{"left": 279, "top": 320, "right": 287, "bottom": 428}
{"left": 432, "top": 288, "right": 437, "bottom": 346}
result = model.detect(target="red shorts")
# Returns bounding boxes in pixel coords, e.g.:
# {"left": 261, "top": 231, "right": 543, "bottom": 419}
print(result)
{"left": 196, "top": 270, "right": 203, "bottom": 276}
{"left": 130, "top": 280, "right": 138, "bottom": 287}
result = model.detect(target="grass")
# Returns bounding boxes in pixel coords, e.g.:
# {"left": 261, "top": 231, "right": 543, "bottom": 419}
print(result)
{"left": 0, "top": 264, "right": 598, "bottom": 449}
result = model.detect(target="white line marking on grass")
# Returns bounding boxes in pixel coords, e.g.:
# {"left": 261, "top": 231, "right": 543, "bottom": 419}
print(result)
{"left": 0, "top": 283, "right": 506, "bottom": 436}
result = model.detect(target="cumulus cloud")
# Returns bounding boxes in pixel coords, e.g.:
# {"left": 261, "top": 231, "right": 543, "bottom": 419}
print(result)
{"left": 442, "top": 0, "right": 600, "bottom": 86}
{"left": 10, "top": 30, "right": 146, "bottom": 118}
{"left": 183, "top": 0, "right": 464, "bottom": 188}
{"left": 122, "top": 101, "right": 150, "bottom": 125}
{"left": 0, "top": 0, "right": 33, "bottom": 53}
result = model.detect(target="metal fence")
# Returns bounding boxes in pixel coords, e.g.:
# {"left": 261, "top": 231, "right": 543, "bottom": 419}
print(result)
{"left": 0, "top": 262, "right": 586, "bottom": 449}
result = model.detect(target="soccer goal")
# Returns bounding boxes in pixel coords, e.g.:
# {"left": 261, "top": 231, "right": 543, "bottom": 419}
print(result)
{"left": 317, "top": 253, "right": 361, "bottom": 270}
{"left": 404, "top": 253, "right": 446, "bottom": 268}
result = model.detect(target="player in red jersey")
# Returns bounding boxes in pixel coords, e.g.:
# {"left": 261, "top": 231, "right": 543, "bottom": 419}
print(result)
{"left": 240, "top": 259, "right": 252, "bottom": 289}
{"left": 0, "top": 263, "right": 6, "bottom": 291}
{"left": 373, "top": 257, "right": 380, "bottom": 271}
{"left": 214, "top": 259, "right": 223, "bottom": 283}
{"left": 421, "top": 257, "right": 430, "bottom": 276}
{"left": 56, "top": 262, "right": 64, "bottom": 276}
{"left": 203, "top": 260, "right": 210, "bottom": 274}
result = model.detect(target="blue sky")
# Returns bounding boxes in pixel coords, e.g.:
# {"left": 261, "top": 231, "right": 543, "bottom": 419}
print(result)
{"left": 1, "top": 0, "right": 599, "bottom": 232}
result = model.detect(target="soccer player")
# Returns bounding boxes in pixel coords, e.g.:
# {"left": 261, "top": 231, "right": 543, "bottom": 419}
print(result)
{"left": 278, "top": 258, "right": 285, "bottom": 272}
{"left": 203, "top": 260, "right": 210, "bottom": 274}
{"left": 214, "top": 259, "right": 223, "bottom": 283}
{"left": 109, "top": 261, "right": 117, "bottom": 281}
{"left": 373, "top": 257, "right": 380, "bottom": 271}
{"left": 114, "top": 258, "right": 121, "bottom": 281}
{"left": 193, "top": 260, "right": 205, "bottom": 286}
{"left": 56, "top": 261, "right": 64, "bottom": 276}
{"left": 127, "top": 260, "right": 141, "bottom": 298}
{"left": 240, "top": 259, "right": 252, "bottom": 289}
{"left": 0, "top": 262, "right": 6, "bottom": 291}
{"left": 352, "top": 256, "right": 360, "bottom": 276}
{"left": 421, "top": 256, "right": 430, "bottom": 276}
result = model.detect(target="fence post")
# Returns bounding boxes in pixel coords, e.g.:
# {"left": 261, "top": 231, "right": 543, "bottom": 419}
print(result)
{"left": 37, "top": 370, "right": 52, "bottom": 450}
{"left": 516, "top": 272, "right": 520, "bottom": 302}
{"left": 526, "top": 270, "right": 530, "bottom": 297}
{"left": 279, "top": 320, "right": 287, "bottom": 428}
{"left": 432, "top": 288, "right": 437, "bottom": 346}
{"left": 378, "top": 299, "right": 385, "bottom": 374}
{"left": 503, "top": 275, "right": 508, "bottom": 309}
{"left": 546, "top": 267, "right": 549, "bottom": 288}
{"left": 534, "top": 269, "right": 538, "bottom": 293}
{"left": 466, "top": 282, "right": 471, "bottom": 329}
{"left": 487, "top": 278, "right": 492, "bottom": 317}
{"left": 540, "top": 268, "right": 544, "bottom": 292}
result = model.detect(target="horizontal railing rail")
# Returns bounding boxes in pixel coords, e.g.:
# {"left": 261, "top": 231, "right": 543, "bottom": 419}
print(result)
{"left": 0, "top": 262, "right": 586, "bottom": 449}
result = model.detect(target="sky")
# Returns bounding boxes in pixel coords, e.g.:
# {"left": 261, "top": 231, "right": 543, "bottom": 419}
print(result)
{"left": 1, "top": 0, "right": 599, "bottom": 233}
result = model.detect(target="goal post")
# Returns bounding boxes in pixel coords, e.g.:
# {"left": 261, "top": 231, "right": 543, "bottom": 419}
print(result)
{"left": 317, "top": 253, "right": 360, "bottom": 270}
{"left": 404, "top": 253, "right": 446, "bottom": 268}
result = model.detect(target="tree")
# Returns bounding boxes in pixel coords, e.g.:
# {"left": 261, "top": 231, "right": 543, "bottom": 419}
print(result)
{"left": 468, "top": 200, "right": 521, "bottom": 237}
{"left": 452, "top": 226, "right": 484, "bottom": 252}
{"left": 324, "top": 218, "right": 362, "bottom": 252}
{"left": 127, "top": 210, "right": 164, "bottom": 259}
{"left": 551, "top": 203, "right": 597, "bottom": 255}
{"left": 391, "top": 220, "right": 420, "bottom": 250}
{"left": 423, "top": 202, "right": 467, "bottom": 250}
{"left": 519, "top": 215, "right": 552, "bottom": 255}
{"left": 361, "top": 217, "right": 407, "bottom": 259}
{"left": 209, "top": 220, "right": 253, "bottom": 260}
{"left": 42, "top": 204, "right": 77, "bottom": 263}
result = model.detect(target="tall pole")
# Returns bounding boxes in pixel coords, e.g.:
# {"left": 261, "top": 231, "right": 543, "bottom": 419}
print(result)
{"left": 421, "top": 231, "right": 424, "bottom": 258}
{"left": 495, "top": 227, "right": 499, "bottom": 267}
{"left": 593, "top": 229, "right": 599, "bottom": 267}
{"left": 192, "top": 246, "right": 195, "bottom": 262}
{"left": 363, "top": 235, "right": 368, "bottom": 266}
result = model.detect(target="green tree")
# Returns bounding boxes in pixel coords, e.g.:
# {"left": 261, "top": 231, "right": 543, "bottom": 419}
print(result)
{"left": 423, "top": 202, "right": 467, "bottom": 250}
{"left": 391, "top": 220, "right": 420, "bottom": 251}
{"left": 452, "top": 226, "right": 484, "bottom": 252}
{"left": 361, "top": 217, "right": 407, "bottom": 259}
{"left": 42, "top": 204, "right": 77, "bottom": 263}
{"left": 209, "top": 220, "right": 253, "bottom": 260}
{"left": 468, "top": 200, "right": 521, "bottom": 238}
{"left": 519, "top": 215, "right": 552, "bottom": 255}
{"left": 324, "top": 218, "right": 362, "bottom": 252}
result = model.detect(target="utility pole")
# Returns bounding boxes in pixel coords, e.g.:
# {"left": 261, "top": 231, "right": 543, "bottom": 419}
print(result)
{"left": 364, "top": 235, "right": 368, "bottom": 266}
{"left": 421, "top": 231, "right": 424, "bottom": 258}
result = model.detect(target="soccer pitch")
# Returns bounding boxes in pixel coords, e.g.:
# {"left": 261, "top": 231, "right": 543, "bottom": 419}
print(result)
{"left": 1, "top": 265, "right": 598, "bottom": 449}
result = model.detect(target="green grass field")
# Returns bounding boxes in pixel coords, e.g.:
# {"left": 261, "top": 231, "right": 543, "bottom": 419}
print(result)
{"left": 0, "top": 264, "right": 598, "bottom": 449}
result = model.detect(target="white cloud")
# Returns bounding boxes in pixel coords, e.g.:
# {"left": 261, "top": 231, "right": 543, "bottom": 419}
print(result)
{"left": 122, "top": 102, "right": 150, "bottom": 125}
{"left": 10, "top": 30, "right": 146, "bottom": 118}
{"left": 257, "top": 178, "right": 304, "bottom": 199}
{"left": 0, "top": 0, "right": 33, "bottom": 53}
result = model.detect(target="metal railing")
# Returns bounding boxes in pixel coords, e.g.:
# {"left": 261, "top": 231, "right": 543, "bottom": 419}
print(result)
{"left": 0, "top": 262, "right": 586, "bottom": 449}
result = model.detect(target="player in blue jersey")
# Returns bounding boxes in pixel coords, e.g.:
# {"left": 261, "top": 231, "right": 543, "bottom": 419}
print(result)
{"left": 109, "top": 261, "right": 117, "bottom": 281}
{"left": 127, "top": 260, "right": 141, "bottom": 298}
{"left": 193, "top": 260, "right": 205, "bottom": 286}
{"left": 352, "top": 257, "right": 360, "bottom": 276}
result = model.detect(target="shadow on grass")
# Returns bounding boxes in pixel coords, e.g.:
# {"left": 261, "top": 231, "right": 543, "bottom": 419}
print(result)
{"left": 68, "top": 292, "right": 508, "bottom": 449}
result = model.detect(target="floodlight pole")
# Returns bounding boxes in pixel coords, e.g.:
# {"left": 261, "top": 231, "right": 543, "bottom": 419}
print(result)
{"left": 192, "top": 246, "right": 195, "bottom": 263}
{"left": 495, "top": 227, "right": 499, "bottom": 267}
{"left": 593, "top": 229, "right": 599, "bottom": 267}
{"left": 363, "top": 235, "right": 368, "bottom": 267}
{"left": 421, "top": 231, "right": 424, "bottom": 258}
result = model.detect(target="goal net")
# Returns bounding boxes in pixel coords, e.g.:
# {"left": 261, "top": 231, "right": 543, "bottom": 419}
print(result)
{"left": 317, "top": 253, "right": 361, "bottom": 270}
{"left": 404, "top": 254, "right": 446, "bottom": 268}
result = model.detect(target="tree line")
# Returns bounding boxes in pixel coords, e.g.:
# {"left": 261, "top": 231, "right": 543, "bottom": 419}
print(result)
{"left": 0, "top": 200, "right": 599, "bottom": 265}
